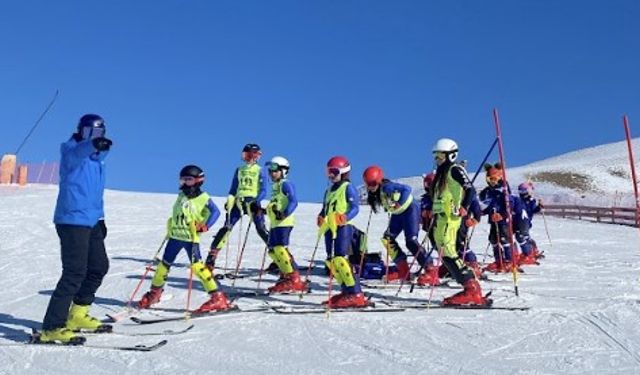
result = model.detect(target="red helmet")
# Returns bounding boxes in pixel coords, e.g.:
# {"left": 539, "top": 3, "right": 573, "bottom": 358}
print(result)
{"left": 326, "top": 156, "right": 351, "bottom": 177}
{"left": 423, "top": 172, "right": 435, "bottom": 190}
{"left": 363, "top": 165, "right": 384, "bottom": 187}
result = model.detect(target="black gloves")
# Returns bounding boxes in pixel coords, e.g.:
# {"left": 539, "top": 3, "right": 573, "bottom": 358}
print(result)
{"left": 98, "top": 220, "right": 107, "bottom": 239}
{"left": 93, "top": 137, "right": 113, "bottom": 151}
{"left": 247, "top": 200, "right": 262, "bottom": 215}
{"left": 273, "top": 209, "right": 286, "bottom": 220}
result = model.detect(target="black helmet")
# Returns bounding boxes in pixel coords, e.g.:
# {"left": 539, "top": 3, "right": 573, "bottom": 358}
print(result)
{"left": 77, "top": 114, "right": 106, "bottom": 140}
{"left": 242, "top": 143, "right": 261, "bottom": 153}
{"left": 180, "top": 165, "right": 204, "bottom": 179}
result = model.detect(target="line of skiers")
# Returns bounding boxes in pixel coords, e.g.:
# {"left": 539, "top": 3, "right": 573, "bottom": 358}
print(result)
{"left": 40, "top": 114, "right": 544, "bottom": 344}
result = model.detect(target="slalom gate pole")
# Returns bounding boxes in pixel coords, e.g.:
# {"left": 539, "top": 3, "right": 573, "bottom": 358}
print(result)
{"left": 126, "top": 237, "right": 167, "bottom": 308}
{"left": 15, "top": 90, "right": 59, "bottom": 156}
{"left": 492, "top": 108, "right": 519, "bottom": 296}
{"left": 357, "top": 209, "right": 374, "bottom": 278}
{"left": 623, "top": 115, "right": 640, "bottom": 236}
{"left": 471, "top": 137, "right": 499, "bottom": 183}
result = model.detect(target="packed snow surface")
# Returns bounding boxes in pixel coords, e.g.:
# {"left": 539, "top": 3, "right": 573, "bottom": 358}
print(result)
{"left": 1, "top": 185, "right": 639, "bottom": 374}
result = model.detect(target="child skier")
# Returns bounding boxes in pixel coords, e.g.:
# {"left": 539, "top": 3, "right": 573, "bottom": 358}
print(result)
{"left": 318, "top": 156, "right": 367, "bottom": 308}
{"left": 363, "top": 166, "right": 439, "bottom": 286}
{"left": 429, "top": 138, "right": 489, "bottom": 306}
{"left": 517, "top": 182, "right": 543, "bottom": 263}
{"left": 479, "top": 163, "right": 527, "bottom": 272}
{"left": 137, "top": 165, "right": 232, "bottom": 313}
{"left": 264, "top": 156, "right": 307, "bottom": 293}
{"left": 206, "top": 143, "right": 269, "bottom": 271}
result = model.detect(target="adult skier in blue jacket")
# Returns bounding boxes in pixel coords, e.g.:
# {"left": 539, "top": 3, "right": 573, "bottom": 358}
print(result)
{"left": 40, "top": 114, "right": 113, "bottom": 344}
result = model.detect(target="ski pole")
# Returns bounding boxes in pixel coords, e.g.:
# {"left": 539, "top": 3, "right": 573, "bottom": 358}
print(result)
{"left": 357, "top": 209, "right": 373, "bottom": 278}
{"left": 426, "top": 245, "right": 445, "bottom": 311}
{"left": 540, "top": 208, "right": 553, "bottom": 248}
{"left": 300, "top": 231, "right": 322, "bottom": 300}
{"left": 185, "top": 223, "right": 198, "bottom": 317}
{"left": 126, "top": 237, "right": 167, "bottom": 308}
{"left": 231, "top": 220, "right": 253, "bottom": 288}
{"left": 256, "top": 245, "right": 269, "bottom": 291}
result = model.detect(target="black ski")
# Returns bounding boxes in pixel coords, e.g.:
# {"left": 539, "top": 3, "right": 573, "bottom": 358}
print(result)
{"left": 23, "top": 331, "right": 168, "bottom": 352}
{"left": 85, "top": 324, "right": 194, "bottom": 337}
{"left": 130, "top": 306, "right": 269, "bottom": 325}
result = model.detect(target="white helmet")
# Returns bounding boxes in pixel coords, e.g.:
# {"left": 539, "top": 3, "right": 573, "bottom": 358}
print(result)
{"left": 432, "top": 138, "right": 459, "bottom": 162}
{"left": 267, "top": 156, "right": 290, "bottom": 178}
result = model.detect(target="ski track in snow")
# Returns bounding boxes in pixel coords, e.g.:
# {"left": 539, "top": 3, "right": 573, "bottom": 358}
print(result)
{"left": 0, "top": 185, "right": 639, "bottom": 374}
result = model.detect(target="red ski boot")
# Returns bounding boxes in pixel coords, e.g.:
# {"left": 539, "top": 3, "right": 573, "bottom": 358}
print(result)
{"left": 465, "top": 261, "right": 483, "bottom": 279}
{"left": 383, "top": 259, "right": 410, "bottom": 282}
{"left": 137, "top": 287, "right": 163, "bottom": 309}
{"left": 416, "top": 265, "right": 440, "bottom": 286}
{"left": 268, "top": 271, "right": 308, "bottom": 294}
{"left": 327, "top": 293, "right": 369, "bottom": 308}
{"left": 519, "top": 252, "right": 538, "bottom": 265}
{"left": 442, "top": 279, "right": 489, "bottom": 306}
{"left": 195, "top": 291, "right": 232, "bottom": 313}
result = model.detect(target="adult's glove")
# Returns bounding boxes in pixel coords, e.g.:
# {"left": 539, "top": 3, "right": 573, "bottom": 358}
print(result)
{"left": 92, "top": 137, "right": 113, "bottom": 152}
{"left": 491, "top": 212, "right": 503, "bottom": 222}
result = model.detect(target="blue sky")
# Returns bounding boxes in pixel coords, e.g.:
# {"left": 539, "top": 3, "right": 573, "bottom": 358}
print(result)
{"left": 1, "top": 1, "right": 639, "bottom": 202}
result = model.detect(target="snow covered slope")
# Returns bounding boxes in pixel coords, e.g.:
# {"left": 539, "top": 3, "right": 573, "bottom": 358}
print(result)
{"left": 1, "top": 185, "right": 640, "bottom": 374}
{"left": 397, "top": 139, "right": 640, "bottom": 207}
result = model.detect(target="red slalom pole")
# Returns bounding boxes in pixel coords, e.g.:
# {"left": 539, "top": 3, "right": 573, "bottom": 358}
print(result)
{"left": 623, "top": 115, "right": 640, "bottom": 229}
{"left": 492, "top": 108, "right": 519, "bottom": 296}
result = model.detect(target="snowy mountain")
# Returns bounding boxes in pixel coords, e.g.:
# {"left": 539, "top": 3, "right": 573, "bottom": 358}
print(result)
{"left": 1, "top": 176, "right": 640, "bottom": 373}
{"left": 396, "top": 139, "right": 640, "bottom": 207}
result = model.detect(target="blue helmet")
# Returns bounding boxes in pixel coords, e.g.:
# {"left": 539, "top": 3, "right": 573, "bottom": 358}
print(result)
{"left": 77, "top": 114, "right": 105, "bottom": 140}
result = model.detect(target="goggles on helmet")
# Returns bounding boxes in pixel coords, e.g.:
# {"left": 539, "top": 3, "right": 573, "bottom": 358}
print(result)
{"left": 179, "top": 176, "right": 202, "bottom": 186}
{"left": 327, "top": 166, "right": 349, "bottom": 177}
{"left": 80, "top": 126, "right": 105, "bottom": 140}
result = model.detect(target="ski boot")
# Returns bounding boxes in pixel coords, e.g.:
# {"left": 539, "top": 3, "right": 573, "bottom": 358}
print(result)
{"left": 465, "top": 261, "right": 483, "bottom": 279}
{"left": 268, "top": 271, "right": 308, "bottom": 294}
{"left": 325, "top": 292, "right": 369, "bottom": 308}
{"left": 519, "top": 252, "right": 539, "bottom": 265}
{"left": 416, "top": 265, "right": 440, "bottom": 286}
{"left": 442, "top": 279, "right": 490, "bottom": 306}
{"left": 195, "top": 291, "right": 232, "bottom": 313}
{"left": 38, "top": 327, "right": 86, "bottom": 345}
{"left": 66, "top": 303, "right": 111, "bottom": 333}
{"left": 138, "top": 287, "right": 163, "bottom": 309}
{"left": 383, "top": 259, "right": 410, "bottom": 282}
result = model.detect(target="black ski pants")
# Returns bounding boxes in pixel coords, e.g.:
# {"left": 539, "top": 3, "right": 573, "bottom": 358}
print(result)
{"left": 42, "top": 222, "right": 109, "bottom": 330}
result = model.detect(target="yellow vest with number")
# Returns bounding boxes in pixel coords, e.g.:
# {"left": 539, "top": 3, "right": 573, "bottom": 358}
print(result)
{"left": 168, "top": 192, "right": 211, "bottom": 242}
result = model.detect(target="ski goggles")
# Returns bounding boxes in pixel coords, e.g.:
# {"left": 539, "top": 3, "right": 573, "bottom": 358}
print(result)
{"left": 179, "top": 176, "right": 203, "bottom": 186}
{"left": 433, "top": 152, "right": 446, "bottom": 162}
{"left": 242, "top": 150, "right": 262, "bottom": 162}
{"left": 486, "top": 175, "right": 500, "bottom": 184}
{"left": 266, "top": 162, "right": 280, "bottom": 172}
{"left": 80, "top": 125, "right": 106, "bottom": 140}
{"left": 326, "top": 166, "right": 350, "bottom": 177}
